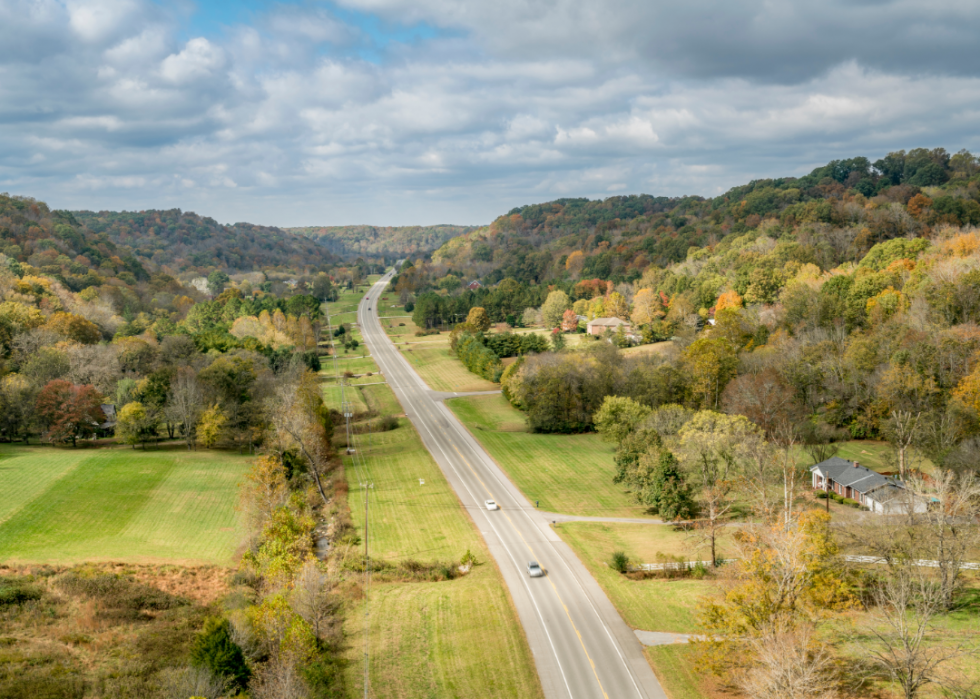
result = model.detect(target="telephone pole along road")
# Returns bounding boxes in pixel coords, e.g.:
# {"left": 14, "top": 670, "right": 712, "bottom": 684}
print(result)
{"left": 358, "top": 271, "right": 666, "bottom": 699}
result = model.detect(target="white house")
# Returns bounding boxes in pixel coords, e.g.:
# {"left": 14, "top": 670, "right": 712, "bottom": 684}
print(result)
{"left": 810, "top": 457, "right": 927, "bottom": 515}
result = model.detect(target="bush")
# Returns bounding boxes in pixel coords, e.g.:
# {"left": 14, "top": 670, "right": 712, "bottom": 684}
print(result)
{"left": 690, "top": 561, "right": 709, "bottom": 579}
{"left": 815, "top": 490, "right": 830, "bottom": 499}
{"left": 454, "top": 332, "right": 504, "bottom": 382}
{"left": 610, "top": 551, "right": 630, "bottom": 574}
{"left": 189, "top": 618, "right": 250, "bottom": 691}
{"left": 0, "top": 581, "right": 43, "bottom": 607}
{"left": 404, "top": 302, "right": 414, "bottom": 312}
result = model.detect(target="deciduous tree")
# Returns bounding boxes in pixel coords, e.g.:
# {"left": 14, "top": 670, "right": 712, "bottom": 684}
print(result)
{"left": 541, "top": 290, "right": 571, "bottom": 328}
{"left": 36, "top": 379, "right": 104, "bottom": 447}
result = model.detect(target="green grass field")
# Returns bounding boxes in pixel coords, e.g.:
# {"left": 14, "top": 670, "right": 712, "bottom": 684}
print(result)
{"left": 321, "top": 382, "right": 369, "bottom": 413}
{"left": 447, "top": 394, "right": 650, "bottom": 517}
{"left": 555, "top": 521, "right": 723, "bottom": 633}
{"left": 401, "top": 345, "right": 500, "bottom": 393}
{"left": 322, "top": 354, "right": 380, "bottom": 376}
{"left": 362, "top": 382, "right": 403, "bottom": 416}
{"left": 341, "top": 418, "right": 542, "bottom": 698}
{"left": 0, "top": 444, "right": 250, "bottom": 564}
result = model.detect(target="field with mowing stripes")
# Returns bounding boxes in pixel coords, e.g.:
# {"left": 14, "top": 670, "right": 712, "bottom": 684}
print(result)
{"left": 341, "top": 418, "right": 543, "bottom": 698}
{"left": 321, "top": 382, "right": 369, "bottom": 414}
{"left": 401, "top": 345, "right": 499, "bottom": 393}
{"left": 0, "top": 445, "right": 250, "bottom": 564}
{"left": 448, "top": 394, "right": 650, "bottom": 518}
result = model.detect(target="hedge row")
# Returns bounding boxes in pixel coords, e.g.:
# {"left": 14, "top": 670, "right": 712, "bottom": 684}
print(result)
{"left": 482, "top": 332, "right": 550, "bottom": 358}
{"left": 455, "top": 333, "right": 504, "bottom": 382}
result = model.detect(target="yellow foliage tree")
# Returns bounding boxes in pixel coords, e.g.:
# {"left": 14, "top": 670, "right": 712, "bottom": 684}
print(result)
{"left": 715, "top": 289, "right": 743, "bottom": 311}
{"left": 565, "top": 250, "right": 585, "bottom": 277}
{"left": 603, "top": 292, "right": 629, "bottom": 319}
{"left": 630, "top": 288, "right": 662, "bottom": 326}
{"left": 198, "top": 403, "right": 227, "bottom": 448}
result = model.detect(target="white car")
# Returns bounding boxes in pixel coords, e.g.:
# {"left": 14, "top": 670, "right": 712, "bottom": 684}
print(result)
{"left": 484, "top": 499, "right": 498, "bottom": 510}
{"left": 527, "top": 561, "right": 544, "bottom": 577}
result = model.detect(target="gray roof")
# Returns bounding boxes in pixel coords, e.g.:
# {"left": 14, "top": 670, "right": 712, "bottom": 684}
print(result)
{"left": 810, "top": 457, "right": 901, "bottom": 496}
{"left": 587, "top": 317, "right": 630, "bottom": 327}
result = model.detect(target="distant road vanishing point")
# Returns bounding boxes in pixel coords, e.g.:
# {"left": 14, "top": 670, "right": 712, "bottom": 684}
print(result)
{"left": 358, "top": 270, "right": 667, "bottom": 699}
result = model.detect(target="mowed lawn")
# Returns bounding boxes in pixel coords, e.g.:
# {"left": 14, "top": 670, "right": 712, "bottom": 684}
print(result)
{"left": 0, "top": 444, "right": 250, "bottom": 564}
{"left": 342, "top": 418, "right": 542, "bottom": 698}
{"left": 362, "top": 382, "right": 403, "bottom": 416}
{"left": 401, "top": 345, "right": 499, "bottom": 393}
{"left": 447, "top": 394, "right": 651, "bottom": 518}
{"left": 321, "top": 382, "right": 369, "bottom": 414}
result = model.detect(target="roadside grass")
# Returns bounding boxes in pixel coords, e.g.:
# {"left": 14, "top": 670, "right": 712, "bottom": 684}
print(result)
{"left": 321, "top": 383, "right": 369, "bottom": 414}
{"left": 644, "top": 646, "right": 709, "bottom": 699}
{"left": 401, "top": 346, "right": 499, "bottom": 393}
{"left": 341, "top": 418, "right": 543, "bottom": 698}
{"left": 555, "top": 520, "right": 723, "bottom": 633}
{"left": 448, "top": 394, "right": 649, "bottom": 518}
{"left": 383, "top": 317, "right": 421, "bottom": 337}
{"left": 321, "top": 354, "right": 380, "bottom": 376}
{"left": 0, "top": 444, "right": 249, "bottom": 564}
{"left": 559, "top": 521, "right": 737, "bottom": 564}
{"left": 362, "top": 382, "right": 403, "bottom": 416}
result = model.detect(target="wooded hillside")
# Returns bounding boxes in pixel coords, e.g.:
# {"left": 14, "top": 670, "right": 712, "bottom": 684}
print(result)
{"left": 289, "top": 224, "right": 477, "bottom": 259}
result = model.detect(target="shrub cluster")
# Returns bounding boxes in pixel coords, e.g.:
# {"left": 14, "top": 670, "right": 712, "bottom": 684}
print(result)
{"left": 482, "top": 331, "right": 549, "bottom": 358}
{"left": 454, "top": 333, "right": 504, "bottom": 382}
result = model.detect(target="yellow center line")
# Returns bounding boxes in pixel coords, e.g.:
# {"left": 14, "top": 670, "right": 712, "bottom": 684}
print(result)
{"left": 449, "top": 442, "right": 610, "bottom": 699}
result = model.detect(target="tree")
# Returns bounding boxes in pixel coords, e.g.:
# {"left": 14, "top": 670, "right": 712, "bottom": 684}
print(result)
{"left": 541, "top": 290, "right": 571, "bottom": 328}
{"left": 883, "top": 410, "right": 920, "bottom": 481}
{"left": 291, "top": 559, "right": 338, "bottom": 641}
{"left": 593, "top": 396, "right": 652, "bottom": 444}
{"left": 311, "top": 273, "right": 336, "bottom": 302}
{"left": 36, "top": 380, "right": 104, "bottom": 447}
{"left": 198, "top": 404, "right": 227, "bottom": 448}
{"left": 716, "top": 289, "right": 742, "bottom": 311}
{"left": 864, "top": 563, "right": 970, "bottom": 699}
{"left": 636, "top": 448, "right": 695, "bottom": 520}
{"left": 116, "top": 401, "right": 158, "bottom": 449}
{"left": 630, "top": 288, "right": 662, "bottom": 326}
{"left": 551, "top": 328, "right": 566, "bottom": 351}
{"left": 603, "top": 292, "right": 629, "bottom": 319}
{"left": 190, "top": 618, "right": 250, "bottom": 692}
{"left": 909, "top": 470, "right": 980, "bottom": 610}
{"left": 166, "top": 368, "right": 204, "bottom": 449}
{"left": 207, "top": 270, "right": 230, "bottom": 297}
{"left": 560, "top": 309, "right": 579, "bottom": 332}
{"left": 681, "top": 337, "right": 739, "bottom": 409}
{"left": 465, "top": 306, "right": 491, "bottom": 332}
{"left": 679, "top": 411, "right": 761, "bottom": 564}
{"left": 270, "top": 371, "right": 334, "bottom": 505}
{"left": 721, "top": 369, "right": 800, "bottom": 439}
{"left": 0, "top": 373, "right": 37, "bottom": 443}
{"left": 45, "top": 312, "right": 102, "bottom": 344}
{"left": 565, "top": 250, "right": 585, "bottom": 277}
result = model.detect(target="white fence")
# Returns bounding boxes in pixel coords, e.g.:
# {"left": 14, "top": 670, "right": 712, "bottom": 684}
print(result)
{"left": 628, "top": 556, "right": 980, "bottom": 572}
{"left": 844, "top": 555, "right": 980, "bottom": 570}
{"left": 628, "top": 559, "right": 738, "bottom": 572}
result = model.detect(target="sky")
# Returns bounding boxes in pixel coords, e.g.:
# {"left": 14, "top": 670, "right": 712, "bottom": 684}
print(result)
{"left": 1, "top": 0, "right": 979, "bottom": 227}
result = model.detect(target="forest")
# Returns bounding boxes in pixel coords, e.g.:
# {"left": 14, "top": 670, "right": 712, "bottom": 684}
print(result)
{"left": 288, "top": 224, "right": 476, "bottom": 260}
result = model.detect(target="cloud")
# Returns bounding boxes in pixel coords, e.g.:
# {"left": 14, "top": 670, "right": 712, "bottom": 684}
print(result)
{"left": 0, "top": 0, "right": 979, "bottom": 226}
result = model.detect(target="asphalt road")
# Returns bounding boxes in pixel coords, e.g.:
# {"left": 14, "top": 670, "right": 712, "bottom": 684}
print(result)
{"left": 357, "top": 272, "right": 667, "bottom": 699}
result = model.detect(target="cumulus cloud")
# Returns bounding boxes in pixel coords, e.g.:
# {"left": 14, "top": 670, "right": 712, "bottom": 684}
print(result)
{"left": 0, "top": 0, "right": 978, "bottom": 226}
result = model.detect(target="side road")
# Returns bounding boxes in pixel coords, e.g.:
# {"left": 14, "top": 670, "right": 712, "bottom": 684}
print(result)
{"left": 359, "top": 272, "right": 667, "bottom": 699}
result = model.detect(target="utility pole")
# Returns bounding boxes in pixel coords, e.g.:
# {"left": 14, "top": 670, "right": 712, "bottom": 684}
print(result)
{"left": 362, "top": 481, "right": 373, "bottom": 699}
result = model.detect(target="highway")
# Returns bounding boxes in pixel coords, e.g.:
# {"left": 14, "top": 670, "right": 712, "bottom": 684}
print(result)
{"left": 357, "top": 270, "right": 667, "bottom": 699}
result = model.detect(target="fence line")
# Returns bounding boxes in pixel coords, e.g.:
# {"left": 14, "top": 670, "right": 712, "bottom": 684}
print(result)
{"left": 627, "top": 559, "right": 738, "bottom": 572}
{"left": 844, "top": 555, "right": 980, "bottom": 570}
{"left": 627, "top": 556, "right": 980, "bottom": 572}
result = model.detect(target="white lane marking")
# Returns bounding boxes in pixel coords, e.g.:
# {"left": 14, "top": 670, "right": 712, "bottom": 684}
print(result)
{"left": 357, "top": 282, "right": 576, "bottom": 699}
{"left": 432, "top": 372, "right": 649, "bottom": 698}
{"left": 359, "top": 298, "right": 575, "bottom": 698}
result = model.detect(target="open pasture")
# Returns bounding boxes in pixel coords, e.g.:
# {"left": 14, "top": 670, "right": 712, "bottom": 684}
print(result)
{"left": 448, "top": 394, "right": 650, "bottom": 518}
{"left": 0, "top": 444, "right": 250, "bottom": 564}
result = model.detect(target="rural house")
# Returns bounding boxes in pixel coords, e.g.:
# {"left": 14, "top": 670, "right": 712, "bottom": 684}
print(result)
{"left": 810, "top": 457, "right": 927, "bottom": 514}
{"left": 586, "top": 317, "right": 631, "bottom": 336}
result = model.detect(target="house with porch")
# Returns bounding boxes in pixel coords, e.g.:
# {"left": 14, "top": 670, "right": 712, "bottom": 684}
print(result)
{"left": 810, "top": 457, "right": 927, "bottom": 515}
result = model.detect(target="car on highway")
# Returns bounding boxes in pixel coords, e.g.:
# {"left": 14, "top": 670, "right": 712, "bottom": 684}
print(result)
{"left": 484, "top": 499, "right": 498, "bottom": 510}
{"left": 527, "top": 561, "right": 543, "bottom": 577}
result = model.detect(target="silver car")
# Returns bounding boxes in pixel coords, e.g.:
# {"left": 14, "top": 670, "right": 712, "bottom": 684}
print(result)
{"left": 527, "top": 561, "right": 543, "bottom": 578}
